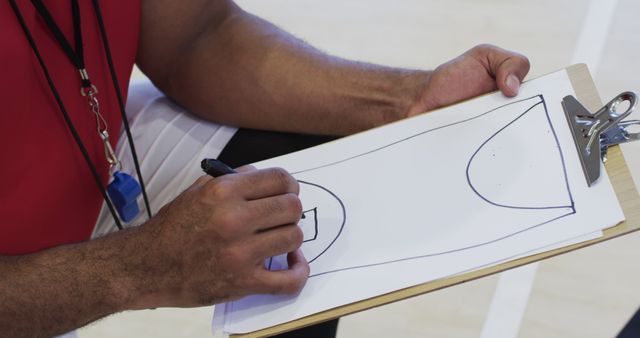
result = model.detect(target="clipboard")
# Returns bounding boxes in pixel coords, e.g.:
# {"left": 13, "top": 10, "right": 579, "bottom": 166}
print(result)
{"left": 232, "top": 64, "right": 640, "bottom": 337}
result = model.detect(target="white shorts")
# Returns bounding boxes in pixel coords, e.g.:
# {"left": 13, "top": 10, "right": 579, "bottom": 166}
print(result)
{"left": 92, "top": 81, "right": 237, "bottom": 238}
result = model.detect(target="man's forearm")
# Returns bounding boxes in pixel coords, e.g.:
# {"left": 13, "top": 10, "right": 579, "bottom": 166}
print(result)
{"left": 0, "top": 166, "right": 314, "bottom": 337}
{"left": 0, "top": 228, "right": 150, "bottom": 337}
{"left": 142, "top": 2, "right": 428, "bottom": 136}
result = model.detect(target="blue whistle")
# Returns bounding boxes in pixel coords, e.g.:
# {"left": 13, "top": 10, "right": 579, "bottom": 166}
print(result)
{"left": 107, "top": 171, "right": 142, "bottom": 222}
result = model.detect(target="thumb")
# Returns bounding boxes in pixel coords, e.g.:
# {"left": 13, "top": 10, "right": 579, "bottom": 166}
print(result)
{"left": 494, "top": 53, "right": 530, "bottom": 97}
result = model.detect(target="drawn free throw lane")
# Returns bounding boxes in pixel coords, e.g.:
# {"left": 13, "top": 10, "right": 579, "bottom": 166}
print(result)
{"left": 267, "top": 181, "right": 346, "bottom": 271}
{"left": 268, "top": 95, "right": 575, "bottom": 277}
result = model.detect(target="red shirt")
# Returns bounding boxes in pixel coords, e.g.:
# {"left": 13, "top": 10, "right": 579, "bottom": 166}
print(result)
{"left": 0, "top": 1, "right": 140, "bottom": 254}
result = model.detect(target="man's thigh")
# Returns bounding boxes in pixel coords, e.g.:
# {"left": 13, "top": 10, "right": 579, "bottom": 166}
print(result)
{"left": 218, "top": 128, "right": 336, "bottom": 167}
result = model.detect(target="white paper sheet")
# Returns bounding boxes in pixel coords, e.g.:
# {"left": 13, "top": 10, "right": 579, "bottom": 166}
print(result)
{"left": 213, "top": 69, "right": 625, "bottom": 335}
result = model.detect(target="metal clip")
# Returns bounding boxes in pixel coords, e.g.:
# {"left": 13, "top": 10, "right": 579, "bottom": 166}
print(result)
{"left": 563, "top": 91, "right": 638, "bottom": 186}
{"left": 80, "top": 83, "right": 98, "bottom": 97}
{"left": 75, "top": 70, "right": 121, "bottom": 173}
{"left": 601, "top": 119, "right": 640, "bottom": 161}
{"left": 99, "top": 130, "right": 121, "bottom": 171}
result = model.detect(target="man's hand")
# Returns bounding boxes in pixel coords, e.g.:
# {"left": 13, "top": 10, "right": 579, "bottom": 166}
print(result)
{"left": 0, "top": 166, "right": 308, "bottom": 337}
{"left": 407, "top": 44, "right": 531, "bottom": 116}
{"left": 139, "top": 2, "right": 531, "bottom": 135}
{"left": 131, "top": 167, "right": 309, "bottom": 309}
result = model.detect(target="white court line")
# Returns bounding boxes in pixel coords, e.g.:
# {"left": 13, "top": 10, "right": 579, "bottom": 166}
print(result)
{"left": 479, "top": 1, "right": 619, "bottom": 338}
{"left": 479, "top": 264, "right": 538, "bottom": 338}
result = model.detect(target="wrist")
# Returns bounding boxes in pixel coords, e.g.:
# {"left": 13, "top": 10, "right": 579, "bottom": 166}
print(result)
{"left": 115, "top": 219, "right": 193, "bottom": 310}
{"left": 358, "top": 68, "right": 431, "bottom": 130}
{"left": 403, "top": 70, "right": 433, "bottom": 118}
{"left": 100, "top": 226, "right": 165, "bottom": 311}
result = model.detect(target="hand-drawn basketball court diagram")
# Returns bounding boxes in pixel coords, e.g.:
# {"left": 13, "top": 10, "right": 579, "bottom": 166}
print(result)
{"left": 267, "top": 95, "right": 575, "bottom": 278}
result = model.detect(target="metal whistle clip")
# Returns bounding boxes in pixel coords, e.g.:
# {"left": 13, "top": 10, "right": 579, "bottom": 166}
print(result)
{"left": 99, "top": 130, "right": 121, "bottom": 171}
{"left": 563, "top": 91, "right": 638, "bottom": 187}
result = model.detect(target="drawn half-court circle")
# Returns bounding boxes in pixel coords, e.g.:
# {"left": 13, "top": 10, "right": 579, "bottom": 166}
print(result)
{"left": 298, "top": 181, "right": 346, "bottom": 263}
{"left": 466, "top": 97, "right": 573, "bottom": 209}
{"left": 267, "top": 180, "right": 346, "bottom": 271}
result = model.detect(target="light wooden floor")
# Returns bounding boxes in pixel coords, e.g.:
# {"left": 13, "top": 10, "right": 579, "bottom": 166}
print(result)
{"left": 79, "top": 1, "right": 640, "bottom": 337}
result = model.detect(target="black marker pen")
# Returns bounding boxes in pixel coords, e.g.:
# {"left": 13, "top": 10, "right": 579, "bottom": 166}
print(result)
{"left": 200, "top": 158, "right": 306, "bottom": 219}
{"left": 201, "top": 158, "right": 237, "bottom": 177}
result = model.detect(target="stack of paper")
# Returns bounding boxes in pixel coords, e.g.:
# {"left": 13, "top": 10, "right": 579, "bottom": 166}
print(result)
{"left": 212, "top": 69, "right": 624, "bottom": 336}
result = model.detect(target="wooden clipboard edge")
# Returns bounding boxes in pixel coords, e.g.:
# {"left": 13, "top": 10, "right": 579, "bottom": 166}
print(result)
{"left": 231, "top": 64, "right": 640, "bottom": 338}
{"left": 566, "top": 64, "right": 640, "bottom": 236}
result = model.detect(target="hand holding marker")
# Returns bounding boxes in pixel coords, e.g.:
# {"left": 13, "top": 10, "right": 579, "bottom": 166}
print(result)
{"left": 201, "top": 159, "right": 306, "bottom": 220}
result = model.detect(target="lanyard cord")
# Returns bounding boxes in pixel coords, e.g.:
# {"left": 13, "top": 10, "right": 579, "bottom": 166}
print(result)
{"left": 8, "top": 0, "right": 153, "bottom": 228}
{"left": 91, "top": 0, "right": 152, "bottom": 221}
{"left": 31, "top": 0, "right": 85, "bottom": 70}
{"left": 8, "top": 0, "right": 122, "bottom": 230}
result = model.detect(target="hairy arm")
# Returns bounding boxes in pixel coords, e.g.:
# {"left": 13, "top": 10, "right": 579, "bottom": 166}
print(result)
{"left": 137, "top": 0, "right": 427, "bottom": 135}
{"left": 1, "top": 168, "right": 308, "bottom": 337}
{"left": 2, "top": 2, "right": 531, "bottom": 336}
{"left": 0, "top": 228, "right": 148, "bottom": 337}
{"left": 137, "top": 1, "right": 529, "bottom": 136}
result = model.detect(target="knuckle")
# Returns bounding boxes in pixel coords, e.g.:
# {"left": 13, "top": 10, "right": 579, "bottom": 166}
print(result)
{"left": 207, "top": 179, "right": 235, "bottom": 199}
{"left": 216, "top": 209, "right": 244, "bottom": 235}
{"left": 286, "top": 226, "right": 304, "bottom": 247}
{"left": 475, "top": 43, "right": 495, "bottom": 51}
{"left": 193, "top": 175, "right": 211, "bottom": 187}
{"left": 269, "top": 167, "right": 296, "bottom": 191}
{"left": 222, "top": 245, "right": 250, "bottom": 266}
{"left": 270, "top": 167, "right": 290, "bottom": 179}
{"left": 259, "top": 200, "right": 280, "bottom": 218}
{"left": 271, "top": 227, "right": 303, "bottom": 253}
{"left": 284, "top": 193, "right": 303, "bottom": 216}
{"left": 271, "top": 167, "right": 289, "bottom": 183}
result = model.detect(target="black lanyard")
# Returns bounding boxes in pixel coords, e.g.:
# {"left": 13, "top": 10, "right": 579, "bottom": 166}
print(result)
{"left": 9, "top": 0, "right": 152, "bottom": 228}
{"left": 31, "top": 0, "right": 93, "bottom": 88}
